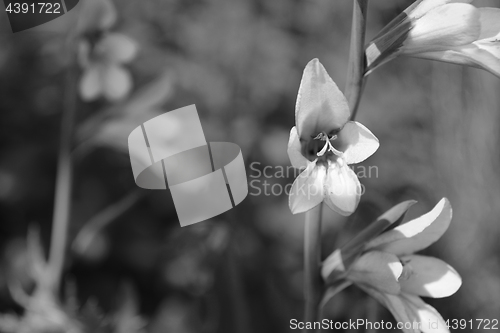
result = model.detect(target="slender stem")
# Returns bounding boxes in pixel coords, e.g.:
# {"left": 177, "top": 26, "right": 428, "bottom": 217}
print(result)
{"left": 318, "top": 280, "right": 352, "bottom": 318}
{"left": 345, "top": 0, "right": 369, "bottom": 121}
{"left": 365, "top": 297, "right": 378, "bottom": 333}
{"left": 227, "top": 241, "right": 252, "bottom": 333}
{"left": 45, "top": 41, "right": 77, "bottom": 293}
{"left": 301, "top": 1, "right": 368, "bottom": 327}
{"left": 344, "top": 1, "right": 371, "bottom": 329}
{"left": 303, "top": 204, "right": 323, "bottom": 332}
{"left": 72, "top": 191, "right": 144, "bottom": 255}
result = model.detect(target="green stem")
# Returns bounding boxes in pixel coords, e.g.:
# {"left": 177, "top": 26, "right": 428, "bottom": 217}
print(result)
{"left": 227, "top": 241, "right": 252, "bottom": 333}
{"left": 303, "top": 204, "right": 323, "bottom": 332}
{"left": 72, "top": 191, "right": 144, "bottom": 255}
{"left": 365, "top": 297, "right": 378, "bottom": 333}
{"left": 45, "top": 41, "right": 77, "bottom": 294}
{"left": 345, "top": 0, "right": 369, "bottom": 121}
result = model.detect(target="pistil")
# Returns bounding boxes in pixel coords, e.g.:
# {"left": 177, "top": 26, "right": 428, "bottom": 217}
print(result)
{"left": 314, "top": 132, "right": 343, "bottom": 157}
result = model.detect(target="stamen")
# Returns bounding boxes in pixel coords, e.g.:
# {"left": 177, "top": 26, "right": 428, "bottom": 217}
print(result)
{"left": 314, "top": 132, "right": 343, "bottom": 157}
{"left": 313, "top": 133, "right": 326, "bottom": 140}
{"left": 317, "top": 141, "right": 329, "bottom": 156}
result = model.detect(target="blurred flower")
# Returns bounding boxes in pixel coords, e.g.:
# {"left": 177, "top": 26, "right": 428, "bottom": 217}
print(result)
{"left": 322, "top": 198, "right": 462, "bottom": 333}
{"left": 75, "top": 0, "right": 137, "bottom": 102}
{"left": 76, "top": 0, "right": 117, "bottom": 35}
{"left": 366, "top": 0, "right": 500, "bottom": 78}
{"left": 288, "top": 59, "right": 379, "bottom": 215}
{"left": 78, "top": 33, "right": 137, "bottom": 102}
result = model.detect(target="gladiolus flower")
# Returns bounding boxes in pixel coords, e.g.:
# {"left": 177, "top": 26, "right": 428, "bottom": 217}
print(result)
{"left": 322, "top": 198, "right": 461, "bottom": 333}
{"left": 287, "top": 59, "right": 379, "bottom": 215}
{"left": 76, "top": 0, "right": 137, "bottom": 102}
{"left": 366, "top": 0, "right": 500, "bottom": 78}
{"left": 78, "top": 33, "right": 138, "bottom": 102}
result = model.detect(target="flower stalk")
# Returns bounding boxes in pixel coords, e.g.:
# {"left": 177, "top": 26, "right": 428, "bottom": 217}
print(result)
{"left": 301, "top": 2, "right": 370, "bottom": 329}
{"left": 345, "top": 0, "right": 369, "bottom": 120}
{"left": 45, "top": 38, "right": 78, "bottom": 294}
{"left": 303, "top": 203, "right": 323, "bottom": 331}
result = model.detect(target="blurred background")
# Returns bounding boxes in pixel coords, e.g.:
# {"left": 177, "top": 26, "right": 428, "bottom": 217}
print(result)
{"left": 0, "top": 0, "right": 499, "bottom": 332}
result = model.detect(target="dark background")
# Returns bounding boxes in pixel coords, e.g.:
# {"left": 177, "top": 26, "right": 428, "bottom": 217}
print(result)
{"left": 0, "top": 0, "right": 499, "bottom": 332}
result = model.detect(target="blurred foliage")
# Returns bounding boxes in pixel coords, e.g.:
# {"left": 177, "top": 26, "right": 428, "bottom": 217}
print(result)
{"left": 0, "top": 0, "right": 500, "bottom": 332}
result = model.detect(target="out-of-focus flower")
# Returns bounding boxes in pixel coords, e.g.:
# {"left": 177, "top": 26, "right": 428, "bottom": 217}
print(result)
{"left": 76, "top": 0, "right": 137, "bottom": 102}
{"left": 78, "top": 33, "right": 138, "bottom": 102}
{"left": 322, "top": 198, "right": 461, "bottom": 333}
{"left": 366, "top": 0, "right": 500, "bottom": 78}
{"left": 76, "top": 0, "right": 117, "bottom": 34}
{"left": 287, "top": 59, "right": 379, "bottom": 215}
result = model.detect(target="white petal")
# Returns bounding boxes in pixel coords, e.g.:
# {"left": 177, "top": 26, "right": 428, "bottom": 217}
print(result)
{"left": 412, "top": 42, "right": 500, "bottom": 78}
{"left": 375, "top": 0, "right": 473, "bottom": 39}
{"left": 366, "top": 198, "right": 452, "bottom": 256}
{"left": 399, "top": 255, "right": 462, "bottom": 298}
{"left": 79, "top": 66, "right": 102, "bottom": 101}
{"left": 402, "top": 294, "right": 450, "bottom": 333}
{"left": 365, "top": 0, "right": 475, "bottom": 73}
{"left": 409, "top": 0, "right": 473, "bottom": 20}
{"left": 77, "top": 40, "right": 91, "bottom": 68}
{"left": 478, "top": 8, "right": 500, "bottom": 40}
{"left": 359, "top": 287, "right": 420, "bottom": 333}
{"left": 323, "top": 162, "right": 361, "bottom": 216}
{"left": 97, "top": 33, "right": 138, "bottom": 63}
{"left": 338, "top": 200, "right": 417, "bottom": 270}
{"left": 287, "top": 127, "right": 309, "bottom": 169}
{"left": 404, "top": 3, "right": 480, "bottom": 53}
{"left": 102, "top": 65, "right": 133, "bottom": 101}
{"left": 295, "top": 59, "right": 350, "bottom": 139}
{"left": 348, "top": 251, "right": 402, "bottom": 294}
{"left": 288, "top": 161, "right": 325, "bottom": 214}
{"left": 338, "top": 121, "right": 379, "bottom": 165}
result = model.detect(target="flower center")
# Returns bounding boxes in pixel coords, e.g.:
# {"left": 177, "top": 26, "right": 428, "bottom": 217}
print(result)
{"left": 313, "top": 132, "right": 343, "bottom": 157}
{"left": 399, "top": 258, "right": 413, "bottom": 281}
